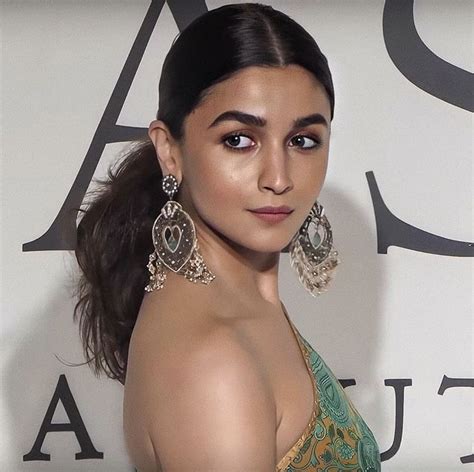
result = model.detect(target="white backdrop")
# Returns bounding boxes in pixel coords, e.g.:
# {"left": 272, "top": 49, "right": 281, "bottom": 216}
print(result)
{"left": 1, "top": 1, "right": 472, "bottom": 471}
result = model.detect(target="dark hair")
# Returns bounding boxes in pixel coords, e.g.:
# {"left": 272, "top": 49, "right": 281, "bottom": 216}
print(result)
{"left": 73, "top": 2, "right": 335, "bottom": 385}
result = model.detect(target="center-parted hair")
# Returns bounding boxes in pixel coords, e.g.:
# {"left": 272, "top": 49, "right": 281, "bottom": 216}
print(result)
{"left": 73, "top": 2, "right": 335, "bottom": 385}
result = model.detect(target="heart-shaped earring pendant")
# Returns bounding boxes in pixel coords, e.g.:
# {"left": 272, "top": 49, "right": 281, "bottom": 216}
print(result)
{"left": 151, "top": 201, "right": 195, "bottom": 272}
{"left": 145, "top": 174, "right": 216, "bottom": 292}
{"left": 163, "top": 224, "right": 182, "bottom": 253}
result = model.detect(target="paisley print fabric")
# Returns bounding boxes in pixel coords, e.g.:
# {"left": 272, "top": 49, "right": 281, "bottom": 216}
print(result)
{"left": 277, "top": 306, "right": 381, "bottom": 472}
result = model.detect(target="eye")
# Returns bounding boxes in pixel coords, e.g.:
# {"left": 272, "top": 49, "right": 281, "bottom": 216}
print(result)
{"left": 289, "top": 134, "right": 322, "bottom": 150}
{"left": 222, "top": 132, "right": 322, "bottom": 152}
{"left": 222, "top": 133, "right": 255, "bottom": 151}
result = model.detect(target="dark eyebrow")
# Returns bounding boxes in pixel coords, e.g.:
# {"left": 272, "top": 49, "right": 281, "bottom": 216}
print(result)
{"left": 207, "top": 110, "right": 328, "bottom": 130}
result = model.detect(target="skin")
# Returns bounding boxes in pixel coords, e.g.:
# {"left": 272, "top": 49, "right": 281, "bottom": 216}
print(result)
{"left": 124, "top": 64, "right": 332, "bottom": 471}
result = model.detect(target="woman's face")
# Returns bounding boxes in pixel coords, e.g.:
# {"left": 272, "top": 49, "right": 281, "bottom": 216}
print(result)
{"left": 174, "top": 64, "right": 331, "bottom": 254}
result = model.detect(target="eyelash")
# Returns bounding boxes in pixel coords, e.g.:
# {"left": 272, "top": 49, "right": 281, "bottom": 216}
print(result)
{"left": 221, "top": 132, "right": 322, "bottom": 152}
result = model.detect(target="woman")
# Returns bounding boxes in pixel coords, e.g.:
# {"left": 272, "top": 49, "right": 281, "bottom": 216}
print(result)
{"left": 73, "top": 3, "right": 381, "bottom": 471}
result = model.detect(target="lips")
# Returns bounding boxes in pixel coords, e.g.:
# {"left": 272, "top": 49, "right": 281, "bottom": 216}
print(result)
{"left": 248, "top": 206, "right": 294, "bottom": 224}
{"left": 249, "top": 206, "right": 293, "bottom": 214}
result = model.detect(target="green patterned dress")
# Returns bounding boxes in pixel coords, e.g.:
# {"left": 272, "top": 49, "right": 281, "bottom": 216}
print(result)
{"left": 277, "top": 305, "right": 381, "bottom": 471}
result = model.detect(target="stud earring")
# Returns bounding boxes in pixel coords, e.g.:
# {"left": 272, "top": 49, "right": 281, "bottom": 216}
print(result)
{"left": 144, "top": 174, "right": 216, "bottom": 292}
{"left": 288, "top": 200, "right": 341, "bottom": 296}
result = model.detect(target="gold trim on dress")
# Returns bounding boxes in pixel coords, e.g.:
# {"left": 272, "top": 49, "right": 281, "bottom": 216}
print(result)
{"left": 276, "top": 302, "right": 320, "bottom": 471}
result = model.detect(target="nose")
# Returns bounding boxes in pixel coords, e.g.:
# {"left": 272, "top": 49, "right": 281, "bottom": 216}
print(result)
{"left": 258, "top": 142, "right": 293, "bottom": 195}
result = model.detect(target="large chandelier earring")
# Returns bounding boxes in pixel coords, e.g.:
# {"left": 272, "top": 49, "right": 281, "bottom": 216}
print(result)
{"left": 288, "top": 200, "right": 341, "bottom": 297}
{"left": 144, "top": 174, "right": 216, "bottom": 292}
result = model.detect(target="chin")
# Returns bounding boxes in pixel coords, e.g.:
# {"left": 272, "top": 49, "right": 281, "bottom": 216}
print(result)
{"left": 244, "top": 236, "right": 294, "bottom": 254}
{"left": 208, "top": 221, "right": 294, "bottom": 254}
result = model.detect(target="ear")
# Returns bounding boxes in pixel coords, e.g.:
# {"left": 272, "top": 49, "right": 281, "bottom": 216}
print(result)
{"left": 148, "top": 119, "right": 183, "bottom": 183}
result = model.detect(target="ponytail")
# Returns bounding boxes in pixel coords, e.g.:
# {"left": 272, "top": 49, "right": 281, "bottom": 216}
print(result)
{"left": 73, "top": 138, "right": 165, "bottom": 385}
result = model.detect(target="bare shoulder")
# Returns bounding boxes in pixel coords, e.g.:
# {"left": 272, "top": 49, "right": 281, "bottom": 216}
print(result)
{"left": 124, "top": 292, "right": 277, "bottom": 471}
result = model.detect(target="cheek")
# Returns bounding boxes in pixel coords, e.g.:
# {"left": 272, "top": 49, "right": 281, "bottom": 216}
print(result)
{"left": 290, "top": 158, "right": 328, "bottom": 221}
{"left": 314, "top": 152, "right": 329, "bottom": 184}
{"left": 314, "top": 162, "right": 328, "bottom": 192}
{"left": 296, "top": 154, "right": 328, "bottom": 189}
{"left": 185, "top": 154, "right": 247, "bottom": 214}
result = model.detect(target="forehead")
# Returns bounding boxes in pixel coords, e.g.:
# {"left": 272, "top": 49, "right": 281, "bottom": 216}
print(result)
{"left": 188, "top": 64, "right": 331, "bottom": 124}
